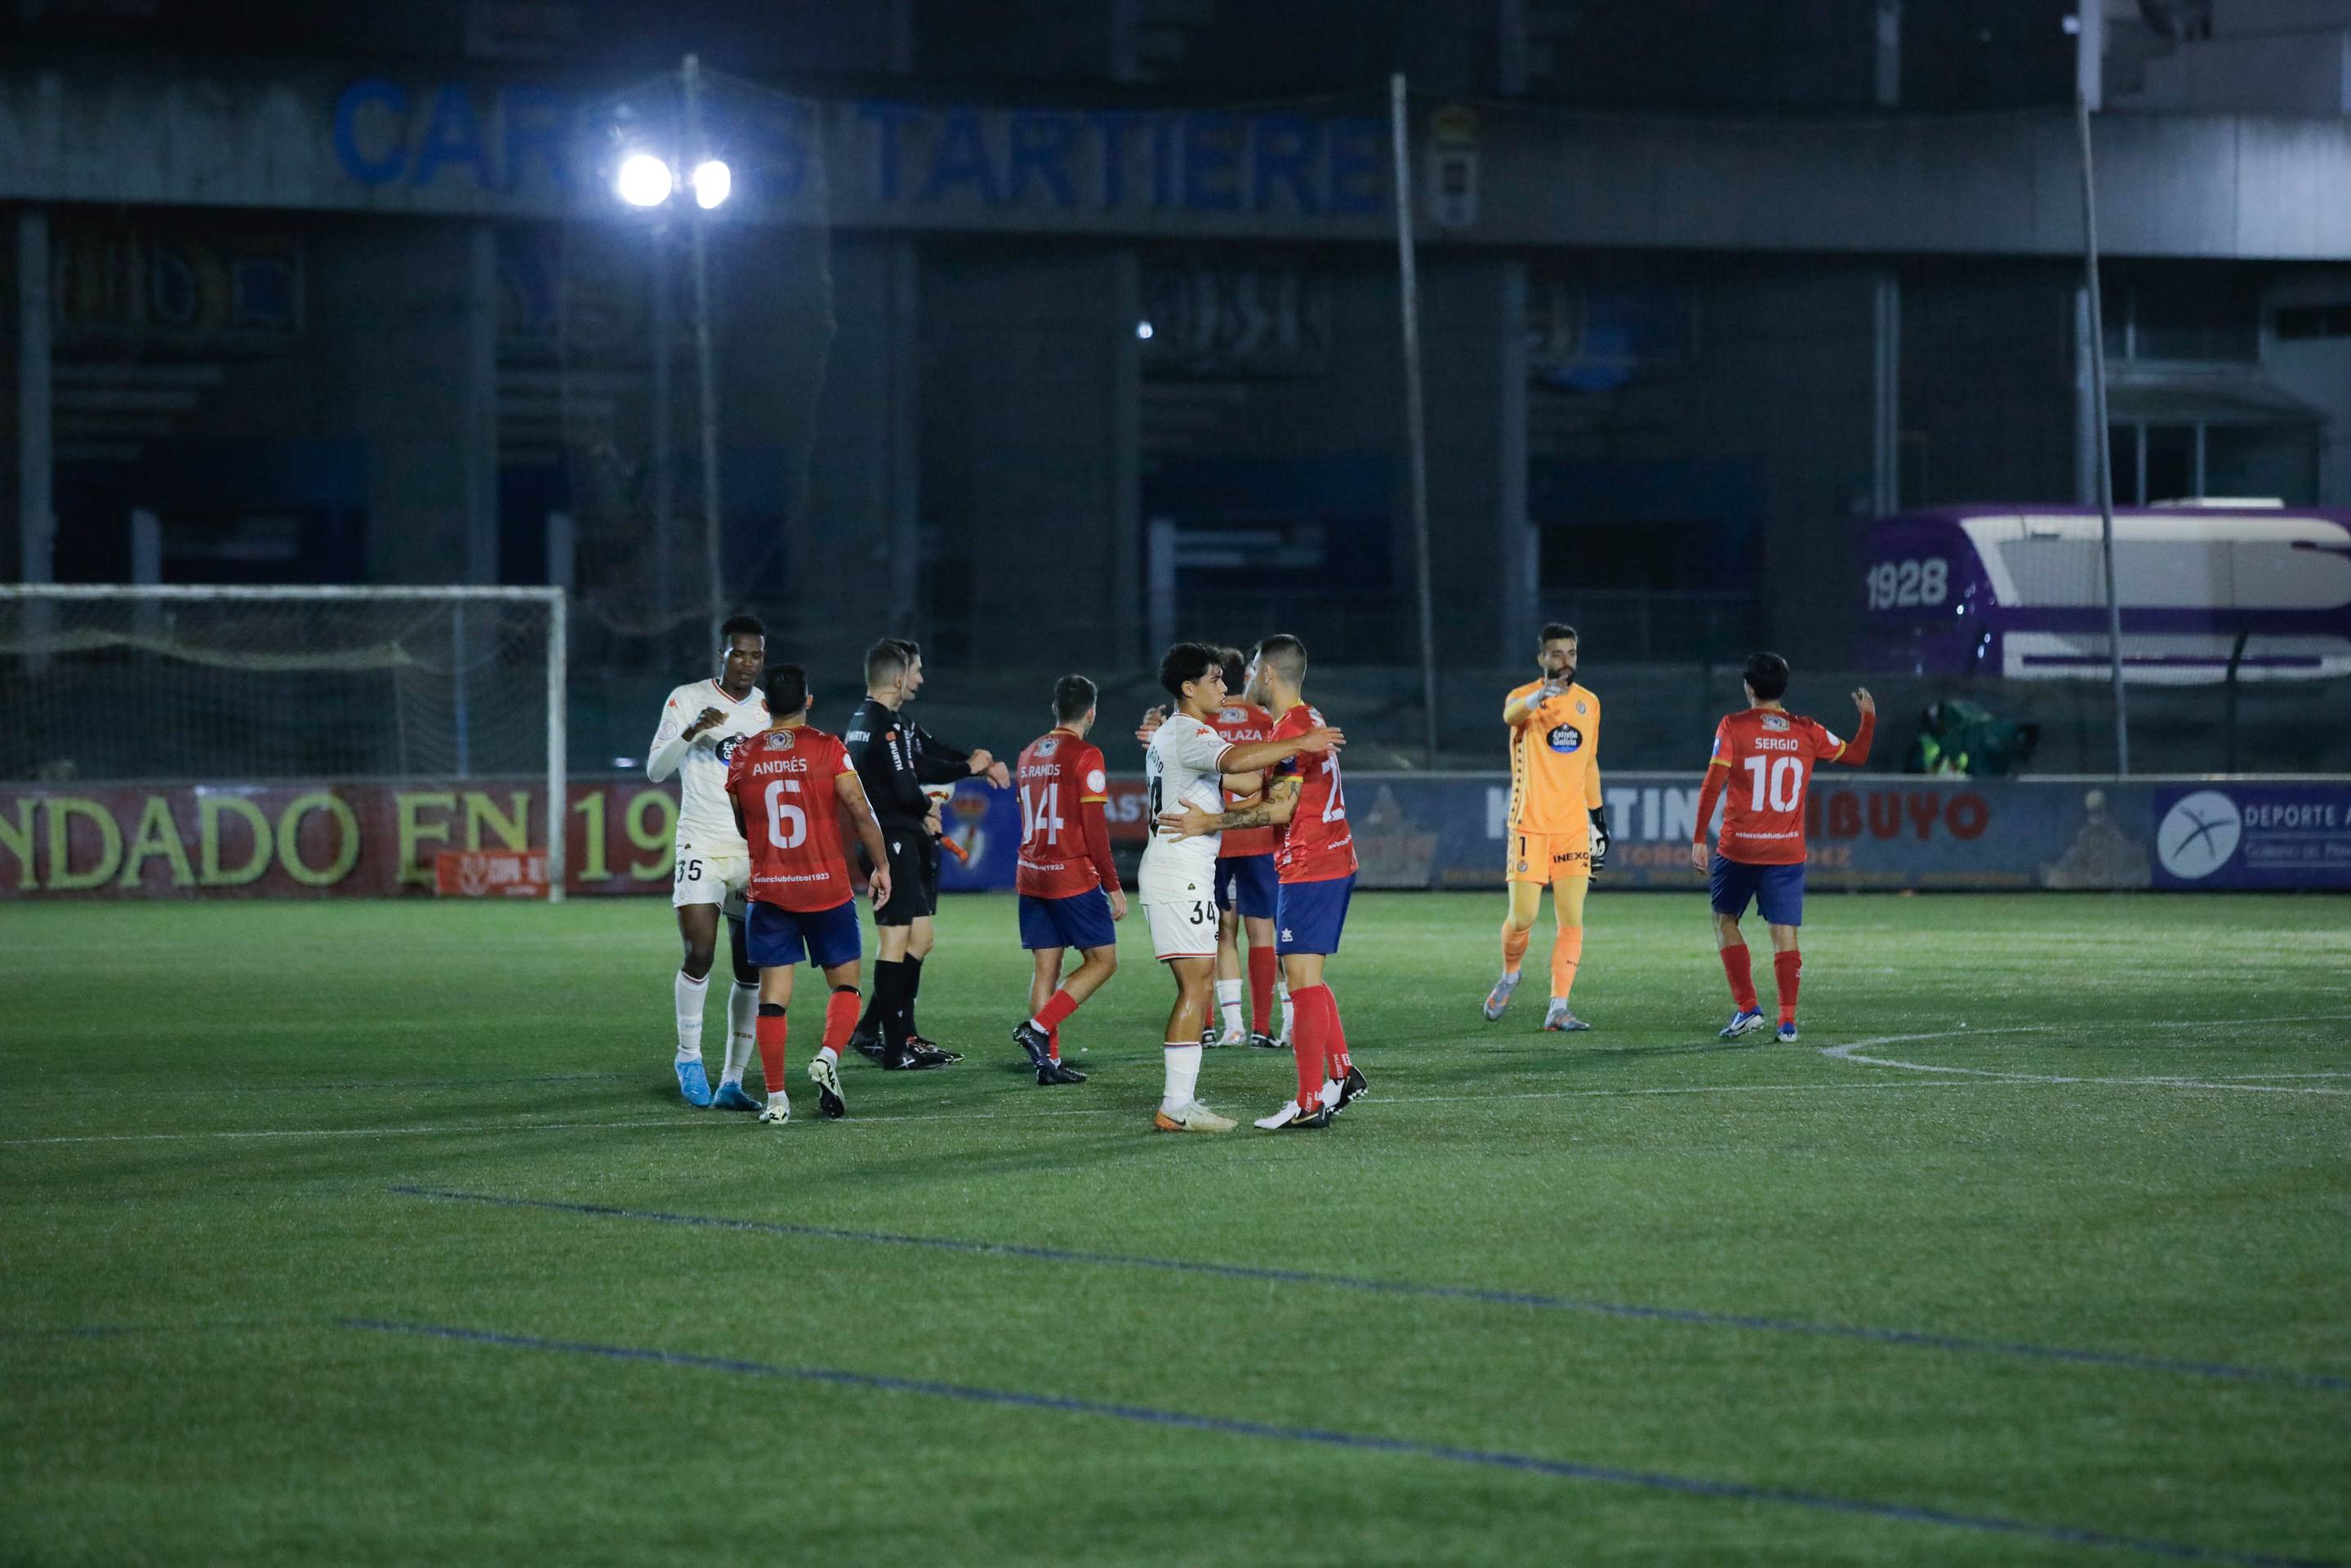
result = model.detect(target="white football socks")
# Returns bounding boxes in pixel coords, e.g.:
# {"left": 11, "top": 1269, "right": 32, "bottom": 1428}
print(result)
{"left": 1214, "top": 979, "right": 1243, "bottom": 1034}
{"left": 674, "top": 970, "right": 709, "bottom": 1062}
{"left": 724, "top": 983, "right": 757, "bottom": 1085}
{"left": 1161, "top": 1042, "right": 1202, "bottom": 1112}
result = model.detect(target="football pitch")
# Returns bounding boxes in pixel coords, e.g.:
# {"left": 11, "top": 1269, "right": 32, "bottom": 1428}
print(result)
{"left": 3, "top": 890, "right": 2346, "bottom": 1566}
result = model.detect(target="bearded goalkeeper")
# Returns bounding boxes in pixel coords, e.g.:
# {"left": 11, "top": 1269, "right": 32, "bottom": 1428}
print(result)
{"left": 1485, "top": 622, "right": 1608, "bottom": 1031}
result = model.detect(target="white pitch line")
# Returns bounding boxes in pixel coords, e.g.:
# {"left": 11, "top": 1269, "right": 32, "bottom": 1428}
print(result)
{"left": 1819, "top": 1012, "right": 2351, "bottom": 1094}
{"left": 0, "top": 1080, "right": 2015, "bottom": 1147}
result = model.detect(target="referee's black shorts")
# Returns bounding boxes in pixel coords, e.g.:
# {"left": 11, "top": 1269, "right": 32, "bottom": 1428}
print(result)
{"left": 866, "top": 830, "right": 941, "bottom": 927}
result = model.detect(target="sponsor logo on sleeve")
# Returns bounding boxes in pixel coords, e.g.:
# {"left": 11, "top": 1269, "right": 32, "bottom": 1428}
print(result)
{"left": 1086, "top": 768, "right": 1107, "bottom": 793}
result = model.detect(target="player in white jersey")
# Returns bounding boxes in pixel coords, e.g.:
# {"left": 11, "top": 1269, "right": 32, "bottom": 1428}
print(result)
{"left": 644, "top": 614, "right": 772, "bottom": 1107}
{"left": 1140, "top": 642, "right": 1342, "bottom": 1134}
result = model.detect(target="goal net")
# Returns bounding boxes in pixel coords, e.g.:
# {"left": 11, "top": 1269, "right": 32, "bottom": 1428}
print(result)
{"left": 0, "top": 586, "right": 568, "bottom": 888}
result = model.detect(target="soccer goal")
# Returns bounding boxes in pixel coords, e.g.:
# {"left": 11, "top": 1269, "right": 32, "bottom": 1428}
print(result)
{"left": 0, "top": 585, "right": 569, "bottom": 898}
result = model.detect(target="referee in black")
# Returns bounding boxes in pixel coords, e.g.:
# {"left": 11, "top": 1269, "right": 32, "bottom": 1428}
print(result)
{"left": 844, "top": 637, "right": 1011, "bottom": 1067}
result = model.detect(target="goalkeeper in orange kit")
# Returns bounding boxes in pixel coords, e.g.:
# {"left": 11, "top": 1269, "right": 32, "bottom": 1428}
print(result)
{"left": 1485, "top": 623, "right": 1609, "bottom": 1031}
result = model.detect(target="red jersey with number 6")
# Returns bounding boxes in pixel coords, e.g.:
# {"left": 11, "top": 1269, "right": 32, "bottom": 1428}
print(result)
{"left": 1269, "top": 702, "right": 1356, "bottom": 884}
{"left": 1707, "top": 708, "right": 1850, "bottom": 866}
{"left": 1015, "top": 729, "right": 1115, "bottom": 898}
{"left": 724, "top": 724, "right": 857, "bottom": 910}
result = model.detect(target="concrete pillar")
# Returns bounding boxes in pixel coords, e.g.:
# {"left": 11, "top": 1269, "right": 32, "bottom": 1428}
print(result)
{"left": 462, "top": 221, "right": 499, "bottom": 585}
{"left": 17, "top": 209, "right": 53, "bottom": 589}
{"left": 920, "top": 247, "right": 1136, "bottom": 674}
{"left": 1421, "top": 255, "right": 1534, "bottom": 669}
{"left": 306, "top": 223, "right": 490, "bottom": 584}
{"left": 1872, "top": 270, "right": 1902, "bottom": 516}
{"left": 799, "top": 236, "right": 921, "bottom": 678}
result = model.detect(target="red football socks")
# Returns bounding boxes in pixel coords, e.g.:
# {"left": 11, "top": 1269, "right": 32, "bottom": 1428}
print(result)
{"left": 1721, "top": 944, "right": 1760, "bottom": 1013}
{"left": 822, "top": 989, "right": 861, "bottom": 1058}
{"left": 1550, "top": 925, "right": 1583, "bottom": 1000}
{"left": 1035, "top": 988, "right": 1080, "bottom": 1035}
{"left": 1246, "top": 947, "right": 1278, "bottom": 1036}
{"left": 756, "top": 1012, "right": 788, "bottom": 1088}
{"left": 1289, "top": 983, "right": 1332, "bottom": 1103}
{"left": 1046, "top": 1024, "right": 1060, "bottom": 1062}
{"left": 1774, "top": 950, "right": 1801, "bottom": 1025}
{"left": 1325, "top": 991, "right": 1351, "bottom": 1079}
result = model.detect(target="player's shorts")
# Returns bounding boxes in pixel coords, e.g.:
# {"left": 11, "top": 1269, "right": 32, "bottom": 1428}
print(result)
{"left": 867, "top": 831, "right": 942, "bottom": 927}
{"left": 1213, "top": 853, "right": 1278, "bottom": 920}
{"left": 1506, "top": 827, "right": 1590, "bottom": 885}
{"left": 673, "top": 841, "right": 751, "bottom": 911}
{"left": 1018, "top": 889, "right": 1118, "bottom": 953}
{"left": 1141, "top": 889, "right": 1219, "bottom": 961}
{"left": 1710, "top": 855, "right": 1805, "bottom": 927}
{"left": 1275, "top": 873, "right": 1356, "bottom": 957}
{"left": 746, "top": 898, "right": 862, "bottom": 970}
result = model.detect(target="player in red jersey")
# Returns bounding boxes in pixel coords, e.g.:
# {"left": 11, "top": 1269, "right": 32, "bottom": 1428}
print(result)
{"left": 724, "top": 663, "right": 894, "bottom": 1125}
{"left": 1008, "top": 675, "right": 1123, "bottom": 1087}
{"left": 1163, "top": 634, "right": 1365, "bottom": 1130}
{"left": 1205, "top": 648, "right": 1284, "bottom": 1048}
{"left": 1690, "top": 653, "right": 1875, "bottom": 1043}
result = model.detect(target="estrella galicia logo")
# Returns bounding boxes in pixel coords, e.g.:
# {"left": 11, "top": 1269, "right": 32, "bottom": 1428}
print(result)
{"left": 1546, "top": 724, "right": 1583, "bottom": 754}
{"left": 714, "top": 735, "right": 741, "bottom": 764}
{"left": 2157, "top": 791, "right": 2242, "bottom": 880}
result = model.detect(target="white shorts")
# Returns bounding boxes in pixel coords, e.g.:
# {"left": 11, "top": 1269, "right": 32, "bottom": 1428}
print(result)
{"left": 671, "top": 844, "right": 750, "bottom": 914}
{"left": 1142, "top": 891, "right": 1218, "bottom": 961}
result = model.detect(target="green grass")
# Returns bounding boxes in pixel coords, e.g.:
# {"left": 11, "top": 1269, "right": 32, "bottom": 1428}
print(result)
{"left": 3, "top": 891, "right": 2347, "bottom": 1566}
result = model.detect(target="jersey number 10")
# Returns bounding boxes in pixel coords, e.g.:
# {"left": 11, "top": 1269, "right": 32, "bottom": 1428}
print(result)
{"left": 1742, "top": 755, "right": 1805, "bottom": 813}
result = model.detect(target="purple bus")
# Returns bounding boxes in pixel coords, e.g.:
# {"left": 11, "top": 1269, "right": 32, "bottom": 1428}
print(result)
{"left": 1860, "top": 504, "right": 2351, "bottom": 683}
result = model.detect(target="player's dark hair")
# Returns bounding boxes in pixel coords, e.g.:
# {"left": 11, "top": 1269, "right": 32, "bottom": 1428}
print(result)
{"left": 1253, "top": 634, "right": 1307, "bottom": 687}
{"left": 888, "top": 637, "right": 921, "bottom": 662}
{"left": 1053, "top": 674, "right": 1098, "bottom": 724}
{"left": 1539, "top": 622, "right": 1578, "bottom": 646}
{"left": 864, "top": 639, "right": 911, "bottom": 688}
{"left": 1158, "top": 642, "right": 1221, "bottom": 702}
{"left": 1218, "top": 647, "right": 1247, "bottom": 692}
{"left": 1743, "top": 651, "right": 1791, "bottom": 702}
{"left": 763, "top": 662, "right": 810, "bottom": 715}
{"left": 719, "top": 613, "right": 765, "bottom": 646}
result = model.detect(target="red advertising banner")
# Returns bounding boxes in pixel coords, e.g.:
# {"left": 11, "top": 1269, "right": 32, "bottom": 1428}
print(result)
{"left": 0, "top": 777, "right": 690, "bottom": 899}
{"left": 434, "top": 850, "right": 550, "bottom": 898}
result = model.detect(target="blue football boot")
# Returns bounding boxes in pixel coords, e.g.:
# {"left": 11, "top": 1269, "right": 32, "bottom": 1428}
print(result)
{"left": 1776, "top": 1021, "right": 1801, "bottom": 1043}
{"left": 1718, "top": 1009, "right": 1767, "bottom": 1040}
{"left": 712, "top": 1081, "right": 764, "bottom": 1112}
{"left": 675, "top": 1058, "right": 714, "bottom": 1107}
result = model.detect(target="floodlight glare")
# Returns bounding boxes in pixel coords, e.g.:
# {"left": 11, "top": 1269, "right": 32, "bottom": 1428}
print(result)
{"left": 692, "top": 160, "right": 732, "bottom": 209}
{"left": 617, "top": 153, "right": 675, "bottom": 207}
{"left": 1136, "top": 320, "right": 1155, "bottom": 341}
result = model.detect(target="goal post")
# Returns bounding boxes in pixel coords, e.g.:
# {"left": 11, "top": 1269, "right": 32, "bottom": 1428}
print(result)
{"left": 0, "top": 585, "right": 569, "bottom": 901}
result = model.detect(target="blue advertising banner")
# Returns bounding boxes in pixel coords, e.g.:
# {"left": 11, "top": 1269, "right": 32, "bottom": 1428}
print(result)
{"left": 938, "top": 773, "right": 2350, "bottom": 895}
{"left": 2150, "top": 786, "right": 2351, "bottom": 890}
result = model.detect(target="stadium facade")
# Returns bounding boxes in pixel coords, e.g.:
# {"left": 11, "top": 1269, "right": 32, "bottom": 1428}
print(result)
{"left": 4, "top": 0, "right": 2349, "bottom": 691}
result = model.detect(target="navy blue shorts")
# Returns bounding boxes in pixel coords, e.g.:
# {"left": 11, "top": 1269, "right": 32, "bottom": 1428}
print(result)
{"left": 746, "top": 898, "right": 863, "bottom": 970}
{"left": 1275, "top": 874, "right": 1355, "bottom": 957}
{"left": 1017, "top": 889, "right": 1118, "bottom": 952}
{"left": 1709, "top": 856, "right": 1806, "bottom": 927}
{"left": 1214, "top": 853, "right": 1278, "bottom": 920}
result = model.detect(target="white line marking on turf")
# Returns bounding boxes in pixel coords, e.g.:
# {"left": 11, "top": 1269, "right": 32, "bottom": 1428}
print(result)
{"left": 1820, "top": 1012, "right": 2351, "bottom": 1095}
{"left": 0, "top": 1081, "right": 2007, "bottom": 1145}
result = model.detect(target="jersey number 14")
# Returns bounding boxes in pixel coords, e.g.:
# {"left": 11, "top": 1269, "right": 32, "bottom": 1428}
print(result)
{"left": 1021, "top": 782, "right": 1064, "bottom": 844}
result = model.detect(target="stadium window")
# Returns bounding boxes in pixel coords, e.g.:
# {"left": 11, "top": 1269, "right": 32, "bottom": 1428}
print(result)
{"left": 2273, "top": 304, "right": 2351, "bottom": 341}
{"left": 2102, "top": 273, "right": 2261, "bottom": 363}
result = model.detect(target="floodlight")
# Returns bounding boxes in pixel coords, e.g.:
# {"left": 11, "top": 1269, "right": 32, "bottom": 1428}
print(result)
{"left": 617, "top": 153, "right": 674, "bottom": 207}
{"left": 692, "top": 159, "right": 732, "bottom": 209}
